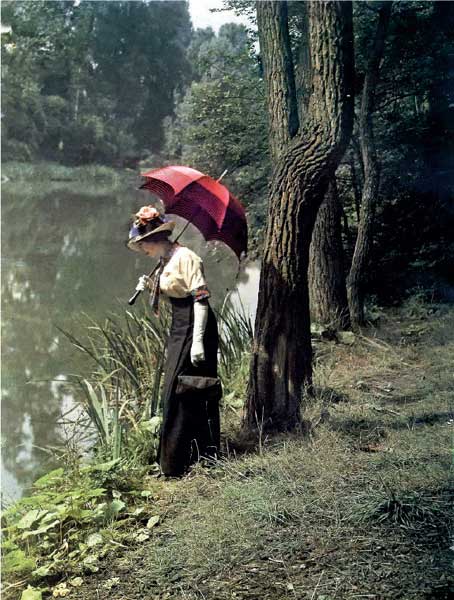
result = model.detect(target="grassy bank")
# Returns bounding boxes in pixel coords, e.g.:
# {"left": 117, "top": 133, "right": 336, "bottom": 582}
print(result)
{"left": 1, "top": 161, "right": 129, "bottom": 183}
{"left": 3, "top": 302, "right": 453, "bottom": 599}
{"left": 76, "top": 301, "right": 454, "bottom": 600}
{"left": 1, "top": 161, "right": 135, "bottom": 201}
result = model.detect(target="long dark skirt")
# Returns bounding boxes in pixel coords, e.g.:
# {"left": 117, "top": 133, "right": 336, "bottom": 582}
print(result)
{"left": 157, "top": 295, "right": 221, "bottom": 476}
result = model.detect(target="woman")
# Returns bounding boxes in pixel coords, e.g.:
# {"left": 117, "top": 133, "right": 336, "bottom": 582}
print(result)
{"left": 127, "top": 205, "right": 221, "bottom": 477}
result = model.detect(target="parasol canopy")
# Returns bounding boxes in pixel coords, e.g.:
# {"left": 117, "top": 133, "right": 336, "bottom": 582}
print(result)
{"left": 139, "top": 165, "right": 247, "bottom": 260}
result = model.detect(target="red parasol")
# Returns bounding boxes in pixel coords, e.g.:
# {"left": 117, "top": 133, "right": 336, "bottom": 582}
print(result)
{"left": 139, "top": 165, "right": 248, "bottom": 260}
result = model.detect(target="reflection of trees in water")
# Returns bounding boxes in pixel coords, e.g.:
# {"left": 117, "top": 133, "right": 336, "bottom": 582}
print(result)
{"left": 1, "top": 186, "right": 138, "bottom": 489}
{"left": 1, "top": 183, "right": 248, "bottom": 491}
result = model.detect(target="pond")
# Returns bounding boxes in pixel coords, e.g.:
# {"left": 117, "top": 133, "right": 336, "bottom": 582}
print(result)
{"left": 1, "top": 165, "right": 260, "bottom": 501}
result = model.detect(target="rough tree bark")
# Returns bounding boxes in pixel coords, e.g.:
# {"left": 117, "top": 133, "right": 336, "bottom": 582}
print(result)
{"left": 346, "top": 2, "right": 392, "bottom": 328}
{"left": 256, "top": 0, "right": 299, "bottom": 162}
{"left": 309, "top": 176, "right": 350, "bottom": 329}
{"left": 349, "top": 148, "right": 362, "bottom": 222}
{"left": 246, "top": 1, "right": 354, "bottom": 432}
{"left": 293, "top": 4, "right": 350, "bottom": 331}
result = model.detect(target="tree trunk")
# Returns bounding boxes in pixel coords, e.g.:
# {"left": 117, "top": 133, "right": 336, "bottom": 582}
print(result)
{"left": 347, "top": 2, "right": 392, "bottom": 328}
{"left": 294, "top": 5, "right": 350, "bottom": 333}
{"left": 256, "top": 0, "right": 299, "bottom": 162}
{"left": 348, "top": 150, "right": 362, "bottom": 222}
{"left": 293, "top": 2, "right": 311, "bottom": 125}
{"left": 246, "top": 1, "right": 354, "bottom": 432}
{"left": 309, "top": 176, "right": 350, "bottom": 329}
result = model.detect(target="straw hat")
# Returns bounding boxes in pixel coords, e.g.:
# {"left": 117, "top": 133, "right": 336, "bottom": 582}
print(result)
{"left": 127, "top": 206, "right": 176, "bottom": 250}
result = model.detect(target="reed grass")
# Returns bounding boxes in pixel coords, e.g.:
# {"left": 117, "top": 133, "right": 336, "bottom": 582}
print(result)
{"left": 63, "top": 298, "right": 253, "bottom": 463}
{"left": 60, "top": 307, "right": 169, "bottom": 462}
{"left": 216, "top": 293, "right": 253, "bottom": 401}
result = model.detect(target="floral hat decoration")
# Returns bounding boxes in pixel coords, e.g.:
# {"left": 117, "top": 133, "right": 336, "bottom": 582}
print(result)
{"left": 127, "top": 205, "right": 176, "bottom": 251}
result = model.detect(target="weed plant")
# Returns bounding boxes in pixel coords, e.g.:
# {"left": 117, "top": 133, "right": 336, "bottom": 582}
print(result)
{"left": 1, "top": 460, "right": 162, "bottom": 597}
{"left": 60, "top": 307, "right": 171, "bottom": 464}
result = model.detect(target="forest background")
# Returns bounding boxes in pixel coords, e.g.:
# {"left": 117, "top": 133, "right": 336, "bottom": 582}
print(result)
{"left": 2, "top": 0, "right": 453, "bottom": 303}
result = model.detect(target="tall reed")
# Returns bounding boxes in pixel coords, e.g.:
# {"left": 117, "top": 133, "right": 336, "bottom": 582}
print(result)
{"left": 215, "top": 292, "right": 253, "bottom": 396}
{"left": 63, "top": 296, "right": 252, "bottom": 462}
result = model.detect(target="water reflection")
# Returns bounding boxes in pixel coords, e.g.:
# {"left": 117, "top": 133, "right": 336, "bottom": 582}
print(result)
{"left": 1, "top": 175, "right": 259, "bottom": 499}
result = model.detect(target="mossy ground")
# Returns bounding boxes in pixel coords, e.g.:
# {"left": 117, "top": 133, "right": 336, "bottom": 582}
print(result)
{"left": 7, "top": 303, "right": 454, "bottom": 599}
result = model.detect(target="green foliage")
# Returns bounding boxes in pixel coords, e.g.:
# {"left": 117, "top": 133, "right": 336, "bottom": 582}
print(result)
{"left": 346, "top": 1, "right": 454, "bottom": 302}
{"left": 63, "top": 299, "right": 252, "bottom": 464}
{"left": 1, "top": 296, "right": 254, "bottom": 593}
{"left": 2, "top": 549, "right": 36, "bottom": 576}
{"left": 164, "top": 23, "right": 270, "bottom": 253}
{"left": 227, "top": 1, "right": 454, "bottom": 297}
{"left": 20, "top": 587, "right": 43, "bottom": 600}
{"left": 1, "top": 461, "right": 159, "bottom": 589}
{"left": 81, "top": 381, "right": 123, "bottom": 462}
{"left": 1, "top": 0, "right": 192, "bottom": 165}
{"left": 63, "top": 309, "right": 170, "bottom": 420}
{"left": 60, "top": 308, "right": 170, "bottom": 464}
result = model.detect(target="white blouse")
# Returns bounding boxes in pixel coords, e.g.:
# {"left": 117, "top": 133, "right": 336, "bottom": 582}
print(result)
{"left": 159, "top": 246, "right": 211, "bottom": 302}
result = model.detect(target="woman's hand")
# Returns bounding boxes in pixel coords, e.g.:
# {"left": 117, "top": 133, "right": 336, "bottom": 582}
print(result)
{"left": 135, "top": 274, "right": 151, "bottom": 291}
{"left": 190, "top": 339, "right": 205, "bottom": 365}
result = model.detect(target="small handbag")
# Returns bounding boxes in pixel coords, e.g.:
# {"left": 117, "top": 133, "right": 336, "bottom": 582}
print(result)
{"left": 175, "top": 375, "right": 222, "bottom": 396}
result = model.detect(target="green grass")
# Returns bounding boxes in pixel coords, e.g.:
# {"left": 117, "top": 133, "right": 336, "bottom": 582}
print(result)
{"left": 74, "top": 302, "right": 453, "bottom": 600}
{"left": 3, "top": 302, "right": 453, "bottom": 599}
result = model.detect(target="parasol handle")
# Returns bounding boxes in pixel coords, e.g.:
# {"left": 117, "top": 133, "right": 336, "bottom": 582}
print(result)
{"left": 128, "top": 211, "right": 196, "bottom": 306}
{"left": 128, "top": 289, "right": 142, "bottom": 306}
{"left": 128, "top": 262, "right": 160, "bottom": 305}
{"left": 217, "top": 169, "right": 228, "bottom": 183}
{"left": 173, "top": 205, "right": 203, "bottom": 243}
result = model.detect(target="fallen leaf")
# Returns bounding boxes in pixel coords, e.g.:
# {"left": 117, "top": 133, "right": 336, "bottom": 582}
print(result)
{"left": 146, "top": 515, "right": 160, "bottom": 529}
{"left": 337, "top": 331, "right": 355, "bottom": 345}
{"left": 359, "top": 444, "right": 388, "bottom": 453}
{"left": 86, "top": 533, "right": 103, "bottom": 547}
{"left": 82, "top": 555, "right": 99, "bottom": 573}
{"left": 21, "top": 587, "right": 43, "bottom": 600}
{"left": 32, "top": 565, "right": 52, "bottom": 577}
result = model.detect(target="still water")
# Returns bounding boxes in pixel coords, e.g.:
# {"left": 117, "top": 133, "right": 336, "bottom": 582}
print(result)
{"left": 1, "top": 169, "right": 259, "bottom": 501}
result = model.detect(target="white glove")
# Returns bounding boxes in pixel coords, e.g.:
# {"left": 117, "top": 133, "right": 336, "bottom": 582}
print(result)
{"left": 135, "top": 274, "right": 151, "bottom": 292}
{"left": 190, "top": 301, "right": 208, "bottom": 366}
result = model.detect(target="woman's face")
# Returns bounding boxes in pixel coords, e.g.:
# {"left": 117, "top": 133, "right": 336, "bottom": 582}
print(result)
{"left": 138, "top": 240, "right": 161, "bottom": 257}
